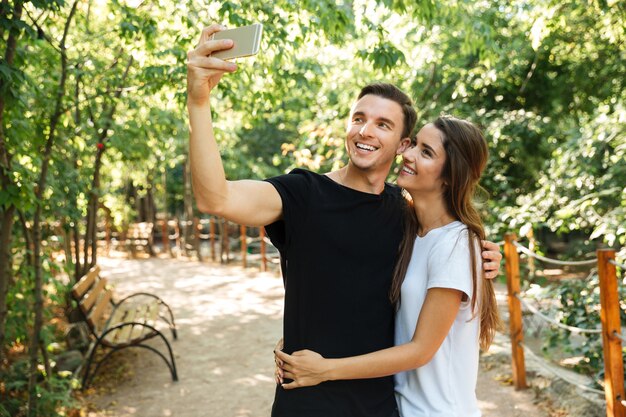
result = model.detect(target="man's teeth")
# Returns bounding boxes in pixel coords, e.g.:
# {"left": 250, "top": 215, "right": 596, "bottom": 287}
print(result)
{"left": 402, "top": 166, "right": 416, "bottom": 175}
{"left": 356, "top": 143, "right": 378, "bottom": 151}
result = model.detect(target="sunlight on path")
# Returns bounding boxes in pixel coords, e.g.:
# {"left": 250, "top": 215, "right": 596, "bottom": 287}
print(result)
{"left": 87, "top": 258, "right": 548, "bottom": 417}
{"left": 88, "top": 256, "right": 284, "bottom": 417}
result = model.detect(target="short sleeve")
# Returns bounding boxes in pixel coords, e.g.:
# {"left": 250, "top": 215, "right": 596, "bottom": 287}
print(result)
{"left": 263, "top": 169, "right": 313, "bottom": 251}
{"left": 426, "top": 228, "right": 476, "bottom": 302}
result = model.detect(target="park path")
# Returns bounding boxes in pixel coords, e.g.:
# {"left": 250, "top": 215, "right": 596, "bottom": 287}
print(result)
{"left": 85, "top": 255, "right": 550, "bottom": 417}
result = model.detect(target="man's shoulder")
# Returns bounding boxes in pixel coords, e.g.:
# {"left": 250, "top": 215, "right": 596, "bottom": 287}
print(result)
{"left": 384, "top": 182, "right": 402, "bottom": 193}
{"left": 383, "top": 182, "right": 404, "bottom": 201}
{"left": 266, "top": 168, "right": 322, "bottom": 183}
{"left": 264, "top": 168, "right": 324, "bottom": 204}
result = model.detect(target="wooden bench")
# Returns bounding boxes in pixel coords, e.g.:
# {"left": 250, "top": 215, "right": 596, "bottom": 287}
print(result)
{"left": 71, "top": 265, "right": 178, "bottom": 389}
{"left": 125, "top": 222, "right": 154, "bottom": 258}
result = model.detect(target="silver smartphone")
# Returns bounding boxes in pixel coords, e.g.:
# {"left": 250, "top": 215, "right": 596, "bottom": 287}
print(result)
{"left": 211, "top": 23, "right": 263, "bottom": 60}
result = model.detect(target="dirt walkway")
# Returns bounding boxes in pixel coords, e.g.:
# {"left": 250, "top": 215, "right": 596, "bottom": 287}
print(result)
{"left": 85, "top": 256, "right": 550, "bottom": 417}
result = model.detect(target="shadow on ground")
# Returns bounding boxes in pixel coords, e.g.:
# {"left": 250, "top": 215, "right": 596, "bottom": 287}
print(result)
{"left": 85, "top": 257, "right": 559, "bottom": 417}
{"left": 85, "top": 256, "right": 283, "bottom": 417}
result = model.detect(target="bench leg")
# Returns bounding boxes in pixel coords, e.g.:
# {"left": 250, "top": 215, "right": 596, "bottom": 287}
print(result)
{"left": 158, "top": 312, "right": 177, "bottom": 340}
{"left": 81, "top": 342, "right": 101, "bottom": 390}
{"left": 153, "top": 328, "right": 178, "bottom": 381}
{"left": 81, "top": 336, "right": 178, "bottom": 389}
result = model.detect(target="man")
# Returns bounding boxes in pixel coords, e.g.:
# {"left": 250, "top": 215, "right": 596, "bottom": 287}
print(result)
{"left": 186, "top": 24, "right": 501, "bottom": 417}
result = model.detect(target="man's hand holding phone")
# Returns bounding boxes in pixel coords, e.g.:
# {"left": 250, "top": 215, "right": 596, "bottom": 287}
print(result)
{"left": 186, "top": 23, "right": 262, "bottom": 107}
{"left": 187, "top": 24, "right": 238, "bottom": 106}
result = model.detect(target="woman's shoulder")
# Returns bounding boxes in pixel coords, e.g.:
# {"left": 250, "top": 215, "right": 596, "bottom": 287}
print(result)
{"left": 426, "top": 222, "right": 475, "bottom": 259}
{"left": 438, "top": 221, "right": 469, "bottom": 242}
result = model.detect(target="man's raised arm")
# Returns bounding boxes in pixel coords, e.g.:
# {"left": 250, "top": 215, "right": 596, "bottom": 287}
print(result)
{"left": 187, "top": 24, "right": 282, "bottom": 227}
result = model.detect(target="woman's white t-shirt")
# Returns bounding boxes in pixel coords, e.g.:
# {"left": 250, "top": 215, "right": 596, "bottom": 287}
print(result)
{"left": 394, "top": 221, "right": 481, "bottom": 417}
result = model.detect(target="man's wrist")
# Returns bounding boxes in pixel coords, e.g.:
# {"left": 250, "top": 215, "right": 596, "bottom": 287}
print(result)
{"left": 187, "top": 98, "right": 211, "bottom": 111}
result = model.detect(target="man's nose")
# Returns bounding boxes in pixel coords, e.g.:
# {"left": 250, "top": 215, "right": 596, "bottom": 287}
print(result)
{"left": 359, "top": 122, "right": 373, "bottom": 137}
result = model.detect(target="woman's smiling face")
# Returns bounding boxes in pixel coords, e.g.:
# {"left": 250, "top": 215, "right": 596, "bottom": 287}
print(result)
{"left": 397, "top": 123, "right": 447, "bottom": 196}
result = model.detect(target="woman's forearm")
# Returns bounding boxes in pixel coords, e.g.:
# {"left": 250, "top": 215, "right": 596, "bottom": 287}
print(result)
{"left": 325, "top": 341, "right": 432, "bottom": 381}
{"left": 278, "top": 288, "right": 462, "bottom": 388}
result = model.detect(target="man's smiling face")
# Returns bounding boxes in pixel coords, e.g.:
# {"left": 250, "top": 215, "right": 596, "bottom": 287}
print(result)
{"left": 345, "top": 94, "right": 407, "bottom": 174}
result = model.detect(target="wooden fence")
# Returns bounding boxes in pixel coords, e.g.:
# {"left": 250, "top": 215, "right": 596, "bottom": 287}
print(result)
{"left": 98, "top": 217, "right": 278, "bottom": 272}
{"left": 504, "top": 233, "right": 625, "bottom": 417}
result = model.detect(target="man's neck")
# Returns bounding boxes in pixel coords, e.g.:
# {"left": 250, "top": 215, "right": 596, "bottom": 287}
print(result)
{"left": 326, "top": 164, "right": 390, "bottom": 195}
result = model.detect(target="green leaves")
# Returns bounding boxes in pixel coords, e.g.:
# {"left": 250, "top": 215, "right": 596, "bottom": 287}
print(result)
{"left": 358, "top": 41, "right": 406, "bottom": 72}
{"left": 0, "top": 1, "right": 624, "bottom": 411}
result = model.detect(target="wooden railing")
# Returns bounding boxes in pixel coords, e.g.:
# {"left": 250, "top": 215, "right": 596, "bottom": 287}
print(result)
{"left": 504, "top": 233, "right": 625, "bottom": 417}
{"left": 98, "top": 217, "right": 278, "bottom": 272}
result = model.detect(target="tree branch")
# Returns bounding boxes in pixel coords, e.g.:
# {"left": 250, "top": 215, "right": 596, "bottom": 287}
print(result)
{"left": 28, "top": 2, "right": 80, "bottom": 413}
{"left": 417, "top": 62, "right": 437, "bottom": 108}
{"left": 23, "top": 8, "right": 63, "bottom": 55}
{"left": 0, "top": 0, "right": 24, "bottom": 177}
{"left": 519, "top": 51, "right": 539, "bottom": 95}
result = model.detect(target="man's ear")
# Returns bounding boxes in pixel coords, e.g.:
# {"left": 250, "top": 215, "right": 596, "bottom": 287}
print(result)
{"left": 396, "top": 137, "right": 411, "bottom": 154}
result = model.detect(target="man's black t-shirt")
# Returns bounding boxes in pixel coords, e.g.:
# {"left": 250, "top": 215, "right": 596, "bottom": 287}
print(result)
{"left": 265, "top": 169, "right": 404, "bottom": 417}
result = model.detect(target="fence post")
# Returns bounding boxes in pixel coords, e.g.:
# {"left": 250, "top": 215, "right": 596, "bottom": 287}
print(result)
{"left": 172, "top": 219, "right": 182, "bottom": 256}
{"left": 240, "top": 225, "right": 247, "bottom": 268}
{"left": 209, "top": 217, "right": 216, "bottom": 262}
{"left": 504, "top": 233, "right": 527, "bottom": 389}
{"left": 194, "top": 217, "right": 203, "bottom": 262}
{"left": 597, "top": 249, "right": 626, "bottom": 417}
{"left": 221, "top": 218, "right": 228, "bottom": 264}
{"left": 160, "top": 220, "right": 169, "bottom": 257}
{"left": 260, "top": 227, "right": 267, "bottom": 272}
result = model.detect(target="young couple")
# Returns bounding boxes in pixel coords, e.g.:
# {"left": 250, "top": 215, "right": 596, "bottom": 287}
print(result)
{"left": 187, "top": 24, "right": 502, "bottom": 417}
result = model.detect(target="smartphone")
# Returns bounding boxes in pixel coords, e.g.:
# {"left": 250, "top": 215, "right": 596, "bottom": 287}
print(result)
{"left": 211, "top": 23, "right": 263, "bottom": 60}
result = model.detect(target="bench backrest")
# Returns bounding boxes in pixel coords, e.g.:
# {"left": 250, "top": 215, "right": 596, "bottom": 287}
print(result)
{"left": 71, "top": 266, "right": 113, "bottom": 334}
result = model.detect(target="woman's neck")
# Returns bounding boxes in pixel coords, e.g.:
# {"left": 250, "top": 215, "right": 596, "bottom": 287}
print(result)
{"left": 411, "top": 193, "right": 456, "bottom": 237}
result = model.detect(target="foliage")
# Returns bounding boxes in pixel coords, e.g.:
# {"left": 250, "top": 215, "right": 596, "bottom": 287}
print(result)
{"left": 0, "top": 360, "right": 77, "bottom": 417}
{"left": 1, "top": 0, "right": 625, "bottom": 413}
{"left": 507, "top": 104, "right": 626, "bottom": 245}
{"left": 526, "top": 269, "right": 626, "bottom": 387}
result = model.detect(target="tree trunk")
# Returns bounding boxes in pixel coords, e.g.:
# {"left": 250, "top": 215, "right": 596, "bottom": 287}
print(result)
{"left": 60, "top": 223, "right": 73, "bottom": 279}
{"left": 73, "top": 222, "right": 81, "bottom": 281}
{"left": 81, "top": 55, "right": 133, "bottom": 273}
{"left": 28, "top": 212, "right": 46, "bottom": 417}
{"left": 0, "top": 208, "right": 15, "bottom": 362}
{"left": 27, "top": 2, "right": 78, "bottom": 414}
{"left": 70, "top": 64, "right": 82, "bottom": 282}
{"left": 86, "top": 149, "right": 104, "bottom": 271}
{"left": 0, "top": 0, "right": 24, "bottom": 362}
{"left": 81, "top": 133, "right": 107, "bottom": 275}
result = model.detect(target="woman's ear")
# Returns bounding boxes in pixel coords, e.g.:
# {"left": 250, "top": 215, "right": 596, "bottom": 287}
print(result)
{"left": 396, "top": 137, "right": 411, "bottom": 154}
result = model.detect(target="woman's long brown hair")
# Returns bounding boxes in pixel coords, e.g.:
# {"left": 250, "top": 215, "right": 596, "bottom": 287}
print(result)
{"left": 389, "top": 116, "right": 501, "bottom": 351}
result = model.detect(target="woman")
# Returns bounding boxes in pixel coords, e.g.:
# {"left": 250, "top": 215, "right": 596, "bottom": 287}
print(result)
{"left": 275, "top": 116, "right": 501, "bottom": 416}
